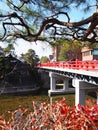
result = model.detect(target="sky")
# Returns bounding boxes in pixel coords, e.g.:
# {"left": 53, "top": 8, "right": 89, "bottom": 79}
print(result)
{"left": 0, "top": 0, "right": 96, "bottom": 58}
{"left": 0, "top": 39, "right": 52, "bottom": 58}
{"left": 13, "top": 39, "right": 52, "bottom": 58}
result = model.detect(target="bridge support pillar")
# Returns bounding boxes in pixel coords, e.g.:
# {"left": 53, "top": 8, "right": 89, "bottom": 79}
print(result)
{"left": 48, "top": 72, "right": 74, "bottom": 96}
{"left": 96, "top": 93, "right": 98, "bottom": 104}
{"left": 72, "top": 79, "right": 85, "bottom": 106}
{"left": 72, "top": 79, "right": 98, "bottom": 106}
{"left": 49, "top": 72, "right": 56, "bottom": 91}
{"left": 63, "top": 78, "right": 69, "bottom": 90}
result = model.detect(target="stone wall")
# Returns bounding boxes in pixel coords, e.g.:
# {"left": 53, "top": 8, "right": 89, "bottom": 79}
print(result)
{"left": 38, "top": 70, "right": 50, "bottom": 89}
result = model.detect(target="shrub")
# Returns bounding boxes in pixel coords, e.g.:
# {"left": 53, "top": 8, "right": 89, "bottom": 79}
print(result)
{"left": 0, "top": 98, "right": 98, "bottom": 130}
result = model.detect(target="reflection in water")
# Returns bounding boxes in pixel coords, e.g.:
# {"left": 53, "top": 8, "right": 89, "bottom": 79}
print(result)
{"left": 50, "top": 97, "right": 53, "bottom": 105}
{"left": 50, "top": 97, "right": 53, "bottom": 113}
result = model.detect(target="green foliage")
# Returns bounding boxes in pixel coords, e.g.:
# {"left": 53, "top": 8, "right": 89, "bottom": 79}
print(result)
{"left": 58, "top": 40, "right": 82, "bottom": 61}
{"left": 83, "top": 41, "right": 98, "bottom": 49}
{"left": 0, "top": 45, "right": 17, "bottom": 78}
{"left": 23, "top": 49, "right": 39, "bottom": 67}
{"left": 0, "top": 54, "right": 17, "bottom": 78}
{"left": 40, "top": 56, "right": 49, "bottom": 63}
{"left": 0, "top": 56, "right": 5, "bottom": 77}
{"left": 4, "top": 44, "right": 15, "bottom": 55}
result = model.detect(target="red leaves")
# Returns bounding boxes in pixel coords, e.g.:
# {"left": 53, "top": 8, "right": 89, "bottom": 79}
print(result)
{"left": 0, "top": 98, "right": 98, "bottom": 129}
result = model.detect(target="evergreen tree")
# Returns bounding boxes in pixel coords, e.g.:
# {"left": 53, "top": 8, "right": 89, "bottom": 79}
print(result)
{"left": 23, "top": 49, "right": 39, "bottom": 67}
{"left": 0, "top": 0, "right": 98, "bottom": 44}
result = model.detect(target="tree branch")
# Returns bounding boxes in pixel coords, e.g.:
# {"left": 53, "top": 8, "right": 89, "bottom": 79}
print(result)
{"left": 0, "top": 10, "right": 98, "bottom": 42}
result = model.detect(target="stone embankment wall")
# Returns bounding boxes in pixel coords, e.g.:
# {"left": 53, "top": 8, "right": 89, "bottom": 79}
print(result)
{"left": 38, "top": 70, "right": 50, "bottom": 89}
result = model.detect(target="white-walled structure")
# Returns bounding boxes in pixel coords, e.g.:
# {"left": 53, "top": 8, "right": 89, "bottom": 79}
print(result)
{"left": 81, "top": 46, "right": 98, "bottom": 61}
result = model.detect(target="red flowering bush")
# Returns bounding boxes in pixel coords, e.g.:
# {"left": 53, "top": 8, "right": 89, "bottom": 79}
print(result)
{"left": 0, "top": 98, "right": 98, "bottom": 130}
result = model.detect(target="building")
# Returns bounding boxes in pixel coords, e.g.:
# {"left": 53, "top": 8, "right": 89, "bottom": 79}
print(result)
{"left": 52, "top": 45, "right": 61, "bottom": 61}
{"left": 81, "top": 46, "right": 98, "bottom": 61}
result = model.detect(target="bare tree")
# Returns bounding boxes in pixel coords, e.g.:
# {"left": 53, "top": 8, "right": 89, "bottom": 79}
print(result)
{"left": 0, "top": 0, "right": 98, "bottom": 43}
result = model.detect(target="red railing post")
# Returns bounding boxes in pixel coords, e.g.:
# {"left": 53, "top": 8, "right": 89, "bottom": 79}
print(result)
{"left": 75, "top": 59, "right": 79, "bottom": 70}
{"left": 38, "top": 60, "right": 98, "bottom": 71}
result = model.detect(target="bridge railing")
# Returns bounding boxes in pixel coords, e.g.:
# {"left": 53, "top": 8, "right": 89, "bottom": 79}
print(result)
{"left": 37, "top": 60, "right": 98, "bottom": 71}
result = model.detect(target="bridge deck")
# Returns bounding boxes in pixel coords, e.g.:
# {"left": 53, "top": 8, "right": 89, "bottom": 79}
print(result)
{"left": 37, "top": 60, "right": 98, "bottom": 85}
{"left": 39, "top": 66, "right": 98, "bottom": 77}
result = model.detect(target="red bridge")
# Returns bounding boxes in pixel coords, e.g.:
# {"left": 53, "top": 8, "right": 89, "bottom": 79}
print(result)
{"left": 37, "top": 60, "right": 98, "bottom": 71}
{"left": 36, "top": 60, "right": 98, "bottom": 106}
